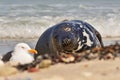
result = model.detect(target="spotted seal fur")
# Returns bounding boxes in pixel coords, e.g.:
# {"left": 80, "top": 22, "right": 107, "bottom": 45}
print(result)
{"left": 34, "top": 20, "right": 104, "bottom": 59}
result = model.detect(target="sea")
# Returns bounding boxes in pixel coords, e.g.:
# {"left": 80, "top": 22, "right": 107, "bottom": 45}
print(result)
{"left": 0, "top": 0, "right": 120, "bottom": 54}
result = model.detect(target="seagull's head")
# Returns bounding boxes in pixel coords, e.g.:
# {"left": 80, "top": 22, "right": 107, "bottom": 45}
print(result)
{"left": 14, "top": 43, "right": 38, "bottom": 55}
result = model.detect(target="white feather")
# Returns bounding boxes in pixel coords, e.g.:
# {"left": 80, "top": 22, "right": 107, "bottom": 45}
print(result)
{"left": 10, "top": 43, "right": 34, "bottom": 64}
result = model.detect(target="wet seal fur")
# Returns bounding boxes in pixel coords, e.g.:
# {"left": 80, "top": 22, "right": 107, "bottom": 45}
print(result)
{"left": 35, "top": 20, "right": 104, "bottom": 59}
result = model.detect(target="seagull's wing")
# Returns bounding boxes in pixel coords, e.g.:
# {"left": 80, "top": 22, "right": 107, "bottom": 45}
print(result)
{"left": 2, "top": 51, "right": 13, "bottom": 62}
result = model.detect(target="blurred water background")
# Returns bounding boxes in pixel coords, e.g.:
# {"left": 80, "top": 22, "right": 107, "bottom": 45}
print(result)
{"left": 0, "top": 0, "right": 120, "bottom": 54}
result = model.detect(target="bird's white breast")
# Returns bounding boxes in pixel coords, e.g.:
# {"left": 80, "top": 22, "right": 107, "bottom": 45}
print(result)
{"left": 10, "top": 51, "right": 34, "bottom": 64}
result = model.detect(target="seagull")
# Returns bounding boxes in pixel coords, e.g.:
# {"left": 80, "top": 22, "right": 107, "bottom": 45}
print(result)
{"left": 2, "top": 43, "right": 37, "bottom": 65}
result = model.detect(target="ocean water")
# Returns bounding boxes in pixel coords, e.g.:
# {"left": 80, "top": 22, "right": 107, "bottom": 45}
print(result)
{"left": 0, "top": 0, "right": 120, "bottom": 54}
{"left": 0, "top": 0, "right": 120, "bottom": 39}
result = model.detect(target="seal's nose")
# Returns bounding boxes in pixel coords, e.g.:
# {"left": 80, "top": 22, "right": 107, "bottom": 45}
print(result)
{"left": 62, "top": 38, "right": 72, "bottom": 47}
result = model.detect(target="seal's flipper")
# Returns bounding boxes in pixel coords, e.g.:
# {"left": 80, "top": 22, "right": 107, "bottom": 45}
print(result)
{"left": 84, "top": 22, "right": 104, "bottom": 48}
{"left": 95, "top": 31, "right": 104, "bottom": 48}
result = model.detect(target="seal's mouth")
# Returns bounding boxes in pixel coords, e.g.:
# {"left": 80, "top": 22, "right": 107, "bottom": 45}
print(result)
{"left": 60, "top": 37, "right": 77, "bottom": 52}
{"left": 62, "top": 38, "right": 72, "bottom": 47}
{"left": 62, "top": 38, "right": 73, "bottom": 49}
{"left": 54, "top": 36, "right": 77, "bottom": 53}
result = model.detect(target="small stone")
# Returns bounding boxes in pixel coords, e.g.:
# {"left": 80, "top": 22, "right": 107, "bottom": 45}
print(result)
{"left": 38, "top": 59, "right": 52, "bottom": 68}
{"left": 60, "top": 57, "right": 70, "bottom": 63}
{"left": 84, "top": 64, "right": 89, "bottom": 68}
{"left": 101, "top": 72, "right": 107, "bottom": 76}
{"left": 116, "top": 66, "right": 119, "bottom": 70}
{"left": 28, "top": 68, "right": 39, "bottom": 72}
{"left": 69, "top": 55, "right": 75, "bottom": 62}
{"left": 104, "top": 53, "right": 114, "bottom": 60}
{"left": 60, "top": 54, "right": 75, "bottom": 63}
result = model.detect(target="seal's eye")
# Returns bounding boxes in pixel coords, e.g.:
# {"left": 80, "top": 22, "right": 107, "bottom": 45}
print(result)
{"left": 63, "top": 27, "right": 71, "bottom": 32}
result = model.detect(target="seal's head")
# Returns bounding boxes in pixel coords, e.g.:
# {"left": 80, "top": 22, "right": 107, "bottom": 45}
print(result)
{"left": 53, "top": 22, "right": 79, "bottom": 53}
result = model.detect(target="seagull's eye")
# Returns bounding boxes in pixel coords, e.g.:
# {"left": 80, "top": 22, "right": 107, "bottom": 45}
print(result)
{"left": 21, "top": 46, "right": 25, "bottom": 49}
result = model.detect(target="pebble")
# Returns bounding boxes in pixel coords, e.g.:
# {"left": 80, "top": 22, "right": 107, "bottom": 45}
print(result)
{"left": 38, "top": 59, "right": 52, "bottom": 68}
{"left": 28, "top": 68, "right": 39, "bottom": 72}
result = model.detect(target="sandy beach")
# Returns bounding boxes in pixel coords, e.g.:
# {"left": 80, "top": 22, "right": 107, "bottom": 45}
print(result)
{"left": 0, "top": 59, "right": 120, "bottom": 80}
{"left": 0, "top": 0, "right": 120, "bottom": 80}
{"left": 0, "top": 38, "right": 120, "bottom": 80}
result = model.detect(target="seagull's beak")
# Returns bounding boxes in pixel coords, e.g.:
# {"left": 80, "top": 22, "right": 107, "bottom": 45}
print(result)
{"left": 28, "top": 49, "right": 38, "bottom": 54}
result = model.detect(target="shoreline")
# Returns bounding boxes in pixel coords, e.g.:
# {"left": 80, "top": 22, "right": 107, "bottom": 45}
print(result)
{"left": 0, "top": 37, "right": 120, "bottom": 54}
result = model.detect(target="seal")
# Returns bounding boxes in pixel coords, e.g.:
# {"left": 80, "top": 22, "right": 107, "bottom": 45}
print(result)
{"left": 34, "top": 20, "right": 104, "bottom": 59}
